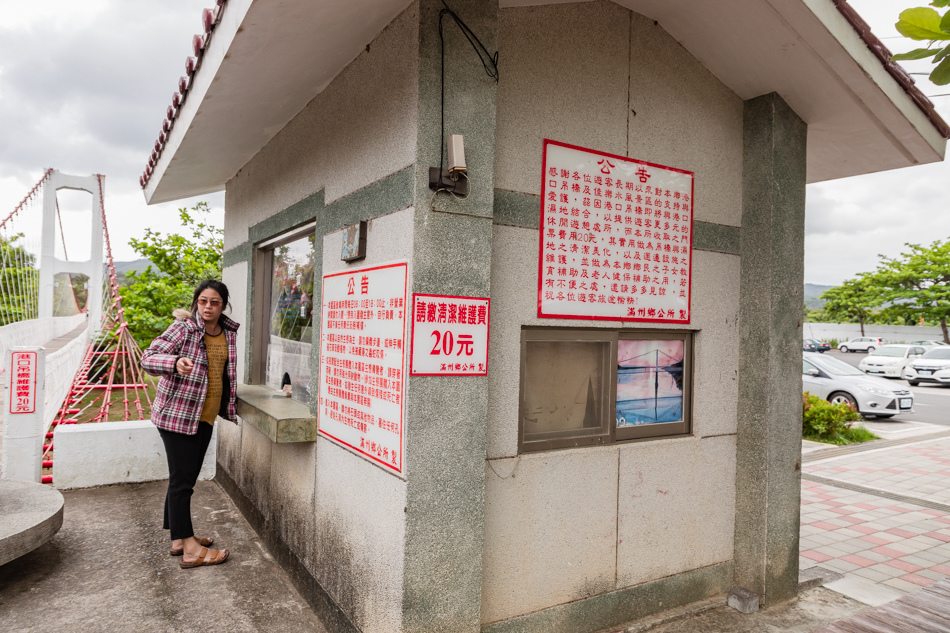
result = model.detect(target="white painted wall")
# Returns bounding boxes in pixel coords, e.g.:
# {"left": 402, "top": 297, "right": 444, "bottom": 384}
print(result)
{"left": 222, "top": 3, "right": 420, "bottom": 250}
{"left": 53, "top": 420, "right": 216, "bottom": 490}
{"left": 482, "top": 3, "right": 743, "bottom": 624}
{"left": 803, "top": 322, "right": 946, "bottom": 344}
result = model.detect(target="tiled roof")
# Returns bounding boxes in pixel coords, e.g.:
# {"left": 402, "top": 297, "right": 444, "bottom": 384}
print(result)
{"left": 834, "top": 0, "right": 950, "bottom": 139}
{"left": 140, "top": 0, "right": 228, "bottom": 188}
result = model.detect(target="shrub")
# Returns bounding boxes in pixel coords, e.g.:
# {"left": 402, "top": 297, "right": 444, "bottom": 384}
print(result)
{"left": 802, "top": 392, "right": 877, "bottom": 445}
{"left": 827, "top": 338, "right": 839, "bottom": 348}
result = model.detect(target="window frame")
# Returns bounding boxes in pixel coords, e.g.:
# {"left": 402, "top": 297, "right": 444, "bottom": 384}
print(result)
{"left": 251, "top": 221, "right": 317, "bottom": 387}
{"left": 518, "top": 327, "right": 693, "bottom": 454}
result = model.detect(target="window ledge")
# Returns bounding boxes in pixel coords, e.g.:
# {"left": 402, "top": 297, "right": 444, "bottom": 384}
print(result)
{"left": 236, "top": 384, "right": 316, "bottom": 443}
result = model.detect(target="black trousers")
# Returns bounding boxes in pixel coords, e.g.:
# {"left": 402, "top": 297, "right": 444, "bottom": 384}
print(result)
{"left": 159, "top": 423, "right": 213, "bottom": 541}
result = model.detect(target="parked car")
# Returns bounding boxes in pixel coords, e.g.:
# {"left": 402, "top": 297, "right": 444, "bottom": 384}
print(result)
{"left": 803, "top": 352, "right": 913, "bottom": 418}
{"left": 803, "top": 338, "right": 831, "bottom": 353}
{"left": 838, "top": 337, "right": 883, "bottom": 353}
{"left": 902, "top": 346, "right": 950, "bottom": 387}
{"left": 858, "top": 344, "right": 927, "bottom": 378}
{"left": 908, "top": 340, "right": 948, "bottom": 348}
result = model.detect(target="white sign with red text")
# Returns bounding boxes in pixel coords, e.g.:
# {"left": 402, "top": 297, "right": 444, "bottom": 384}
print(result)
{"left": 9, "top": 351, "right": 37, "bottom": 414}
{"left": 538, "top": 139, "right": 693, "bottom": 324}
{"left": 319, "top": 262, "right": 407, "bottom": 476}
{"left": 410, "top": 294, "right": 490, "bottom": 376}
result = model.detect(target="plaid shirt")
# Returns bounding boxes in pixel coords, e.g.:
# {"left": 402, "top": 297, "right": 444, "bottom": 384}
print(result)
{"left": 141, "top": 313, "right": 240, "bottom": 435}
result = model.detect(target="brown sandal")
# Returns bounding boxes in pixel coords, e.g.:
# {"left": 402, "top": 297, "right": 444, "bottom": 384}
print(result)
{"left": 179, "top": 546, "right": 229, "bottom": 569}
{"left": 169, "top": 536, "right": 214, "bottom": 556}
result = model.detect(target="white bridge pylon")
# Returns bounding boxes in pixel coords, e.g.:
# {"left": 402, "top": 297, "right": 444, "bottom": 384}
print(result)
{"left": 38, "top": 171, "right": 104, "bottom": 334}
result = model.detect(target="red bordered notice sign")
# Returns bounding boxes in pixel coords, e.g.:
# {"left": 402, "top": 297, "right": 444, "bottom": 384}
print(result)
{"left": 410, "top": 294, "right": 490, "bottom": 376}
{"left": 318, "top": 262, "right": 408, "bottom": 476}
{"left": 9, "top": 351, "right": 38, "bottom": 414}
{"left": 538, "top": 139, "right": 693, "bottom": 323}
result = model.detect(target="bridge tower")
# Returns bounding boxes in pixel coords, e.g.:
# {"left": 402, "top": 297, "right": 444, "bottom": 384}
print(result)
{"left": 38, "top": 171, "right": 103, "bottom": 333}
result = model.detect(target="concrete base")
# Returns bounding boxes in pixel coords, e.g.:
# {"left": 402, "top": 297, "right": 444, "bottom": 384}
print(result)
{"left": 53, "top": 420, "right": 216, "bottom": 490}
{"left": 0, "top": 480, "right": 64, "bottom": 566}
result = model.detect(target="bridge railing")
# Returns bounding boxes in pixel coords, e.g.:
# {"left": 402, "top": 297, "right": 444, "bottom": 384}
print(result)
{"left": 0, "top": 314, "right": 86, "bottom": 375}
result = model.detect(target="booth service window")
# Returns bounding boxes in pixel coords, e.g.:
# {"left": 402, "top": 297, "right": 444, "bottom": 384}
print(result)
{"left": 519, "top": 329, "right": 692, "bottom": 452}
{"left": 253, "top": 224, "right": 316, "bottom": 404}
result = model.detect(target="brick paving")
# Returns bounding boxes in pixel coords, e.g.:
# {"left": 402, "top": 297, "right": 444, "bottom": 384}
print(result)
{"left": 801, "top": 436, "right": 950, "bottom": 601}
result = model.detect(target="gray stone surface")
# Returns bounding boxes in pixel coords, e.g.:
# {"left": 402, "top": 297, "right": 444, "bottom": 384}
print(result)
{"left": 0, "top": 480, "right": 63, "bottom": 567}
{"left": 0, "top": 480, "right": 325, "bottom": 632}
{"left": 401, "top": 2, "right": 496, "bottom": 631}
{"left": 727, "top": 587, "right": 760, "bottom": 614}
{"left": 606, "top": 586, "right": 867, "bottom": 633}
{"left": 733, "top": 92, "right": 808, "bottom": 606}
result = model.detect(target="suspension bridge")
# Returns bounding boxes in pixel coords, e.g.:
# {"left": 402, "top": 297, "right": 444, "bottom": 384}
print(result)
{"left": 0, "top": 169, "right": 157, "bottom": 487}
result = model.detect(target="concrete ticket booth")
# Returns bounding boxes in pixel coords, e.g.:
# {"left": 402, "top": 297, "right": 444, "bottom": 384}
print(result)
{"left": 142, "top": 1, "right": 948, "bottom": 631}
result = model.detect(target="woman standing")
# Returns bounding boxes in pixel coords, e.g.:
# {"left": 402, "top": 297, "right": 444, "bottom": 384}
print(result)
{"left": 142, "top": 279, "right": 239, "bottom": 569}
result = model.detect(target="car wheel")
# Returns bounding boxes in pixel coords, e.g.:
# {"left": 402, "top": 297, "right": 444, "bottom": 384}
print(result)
{"left": 829, "top": 391, "right": 858, "bottom": 409}
{"left": 840, "top": 346, "right": 849, "bottom": 353}
{"left": 908, "top": 380, "right": 919, "bottom": 387}
{"left": 867, "top": 346, "right": 876, "bottom": 353}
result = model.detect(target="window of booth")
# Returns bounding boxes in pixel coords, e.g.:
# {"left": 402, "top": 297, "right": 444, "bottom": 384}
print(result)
{"left": 519, "top": 328, "right": 692, "bottom": 452}
{"left": 252, "top": 223, "right": 316, "bottom": 404}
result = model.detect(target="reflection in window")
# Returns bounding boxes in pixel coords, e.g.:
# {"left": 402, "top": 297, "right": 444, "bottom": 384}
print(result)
{"left": 616, "top": 339, "right": 684, "bottom": 426}
{"left": 522, "top": 340, "right": 610, "bottom": 443}
{"left": 266, "top": 234, "right": 315, "bottom": 403}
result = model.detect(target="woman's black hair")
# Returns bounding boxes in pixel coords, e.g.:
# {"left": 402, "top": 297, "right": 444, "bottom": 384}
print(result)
{"left": 191, "top": 279, "right": 231, "bottom": 314}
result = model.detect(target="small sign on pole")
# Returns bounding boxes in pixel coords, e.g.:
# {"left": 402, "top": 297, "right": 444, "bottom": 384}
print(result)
{"left": 10, "top": 350, "right": 38, "bottom": 414}
{"left": 410, "top": 294, "right": 490, "bottom": 376}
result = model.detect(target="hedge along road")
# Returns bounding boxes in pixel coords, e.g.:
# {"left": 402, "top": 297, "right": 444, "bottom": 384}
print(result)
{"left": 824, "top": 349, "right": 950, "bottom": 427}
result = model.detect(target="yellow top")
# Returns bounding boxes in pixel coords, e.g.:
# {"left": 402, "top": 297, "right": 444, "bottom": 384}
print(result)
{"left": 199, "top": 330, "right": 227, "bottom": 425}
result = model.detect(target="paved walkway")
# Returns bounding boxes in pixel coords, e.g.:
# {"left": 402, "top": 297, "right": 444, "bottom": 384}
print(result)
{"left": 801, "top": 431, "right": 950, "bottom": 607}
{"left": 0, "top": 479, "right": 326, "bottom": 632}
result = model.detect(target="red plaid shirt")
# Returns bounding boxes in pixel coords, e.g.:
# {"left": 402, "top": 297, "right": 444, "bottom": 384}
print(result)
{"left": 142, "top": 313, "right": 240, "bottom": 435}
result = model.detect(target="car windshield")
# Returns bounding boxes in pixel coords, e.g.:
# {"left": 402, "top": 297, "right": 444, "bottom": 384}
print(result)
{"left": 810, "top": 355, "right": 865, "bottom": 376}
{"left": 922, "top": 348, "right": 950, "bottom": 360}
{"left": 870, "top": 347, "right": 906, "bottom": 357}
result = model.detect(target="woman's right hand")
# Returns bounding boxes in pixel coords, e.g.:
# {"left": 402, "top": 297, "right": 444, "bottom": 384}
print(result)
{"left": 176, "top": 357, "right": 195, "bottom": 376}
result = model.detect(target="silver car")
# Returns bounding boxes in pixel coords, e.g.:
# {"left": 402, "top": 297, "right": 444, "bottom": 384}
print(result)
{"left": 803, "top": 352, "right": 914, "bottom": 418}
{"left": 903, "top": 346, "right": 950, "bottom": 387}
{"left": 858, "top": 344, "right": 927, "bottom": 378}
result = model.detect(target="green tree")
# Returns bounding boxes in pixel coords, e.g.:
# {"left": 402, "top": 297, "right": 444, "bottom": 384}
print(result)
{"left": 874, "top": 240, "right": 950, "bottom": 343}
{"left": 892, "top": 1, "right": 950, "bottom": 85}
{"left": 120, "top": 202, "right": 222, "bottom": 347}
{"left": 819, "top": 275, "right": 880, "bottom": 336}
{"left": 0, "top": 234, "right": 38, "bottom": 324}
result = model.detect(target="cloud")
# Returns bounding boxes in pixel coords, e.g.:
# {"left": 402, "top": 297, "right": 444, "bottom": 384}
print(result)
{"left": 0, "top": 0, "right": 223, "bottom": 261}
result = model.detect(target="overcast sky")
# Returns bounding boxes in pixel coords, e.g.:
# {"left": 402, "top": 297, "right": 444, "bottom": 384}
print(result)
{"left": 0, "top": 0, "right": 947, "bottom": 284}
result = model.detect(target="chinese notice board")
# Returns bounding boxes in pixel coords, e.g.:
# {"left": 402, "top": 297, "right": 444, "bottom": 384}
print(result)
{"left": 9, "top": 351, "right": 37, "bottom": 414}
{"left": 538, "top": 140, "right": 693, "bottom": 323}
{"left": 410, "top": 294, "right": 490, "bottom": 376}
{"left": 319, "top": 262, "right": 407, "bottom": 476}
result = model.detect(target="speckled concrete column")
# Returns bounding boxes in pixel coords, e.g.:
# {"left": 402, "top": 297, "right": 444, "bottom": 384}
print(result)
{"left": 734, "top": 92, "right": 806, "bottom": 606}
{"left": 402, "top": 0, "right": 497, "bottom": 631}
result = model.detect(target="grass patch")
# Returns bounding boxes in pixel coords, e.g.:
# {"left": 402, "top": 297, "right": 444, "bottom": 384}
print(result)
{"left": 803, "top": 424, "right": 880, "bottom": 446}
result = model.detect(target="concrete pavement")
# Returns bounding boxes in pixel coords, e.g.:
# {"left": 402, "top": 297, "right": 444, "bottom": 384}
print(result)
{"left": 0, "top": 479, "right": 326, "bottom": 633}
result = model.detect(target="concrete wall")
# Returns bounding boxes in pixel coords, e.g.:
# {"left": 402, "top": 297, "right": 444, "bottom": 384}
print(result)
{"left": 803, "top": 322, "right": 947, "bottom": 344}
{"left": 481, "top": 2, "right": 744, "bottom": 625}
{"left": 53, "top": 420, "right": 216, "bottom": 490}
{"left": 222, "top": 3, "right": 419, "bottom": 251}
{"left": 218, "top": 6, "right": 420, "bottom": 631}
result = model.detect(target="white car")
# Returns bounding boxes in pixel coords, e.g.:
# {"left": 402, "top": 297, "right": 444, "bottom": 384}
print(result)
{"left": 803, "top": 352, "right": 914, "bottom": 418}
{"left": 858, "top": 344, "right": 927, "bottom": 378}
{"left": 903, "top": 346, "right": 950, "bottom": 387}
{"left": 838, "top": 337, "right": 883, "bottom": 353}
{"left": 908, "top": 340, "right": 948, "bottom": 348}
